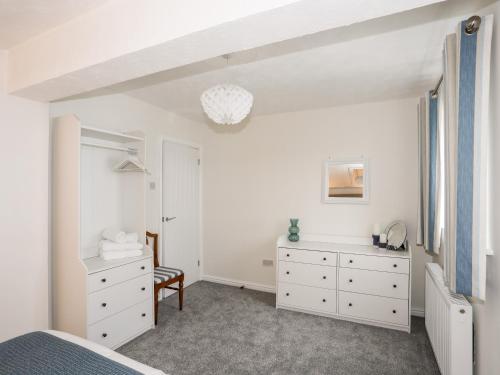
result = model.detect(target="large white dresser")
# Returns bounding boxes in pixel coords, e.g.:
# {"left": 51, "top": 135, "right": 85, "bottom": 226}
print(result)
{"left": 276, "top": 235, "right": 412, "bottom": 332}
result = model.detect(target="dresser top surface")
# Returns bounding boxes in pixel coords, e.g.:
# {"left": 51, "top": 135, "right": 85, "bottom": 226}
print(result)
{"left": 277, "top": 236, "right": 411, "bottom": 258}
{"left": 83, "top": 247, "right": 153, "bottom": 274}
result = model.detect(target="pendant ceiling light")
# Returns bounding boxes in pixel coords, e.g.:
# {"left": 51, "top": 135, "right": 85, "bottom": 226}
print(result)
{"left": 200, "top": 55, "right": 253, "bottom": 125}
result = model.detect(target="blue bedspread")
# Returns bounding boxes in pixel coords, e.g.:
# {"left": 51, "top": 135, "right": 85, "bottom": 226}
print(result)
{"left": 0, "top": 331, "right": 142, "bottom": 375}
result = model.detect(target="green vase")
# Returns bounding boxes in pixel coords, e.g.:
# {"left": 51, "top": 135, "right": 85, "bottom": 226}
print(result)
{"left": 288, "top": 218, "right": 300, "bottom": 242}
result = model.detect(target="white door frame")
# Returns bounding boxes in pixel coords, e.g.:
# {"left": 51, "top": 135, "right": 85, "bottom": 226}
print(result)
{"left": 159, "top": 136, "right": 203, "bottom": 280}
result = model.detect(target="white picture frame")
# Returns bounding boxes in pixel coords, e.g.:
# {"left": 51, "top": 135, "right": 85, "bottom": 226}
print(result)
{"left": 322, "top": 159, "right": 370, "bottom": 204}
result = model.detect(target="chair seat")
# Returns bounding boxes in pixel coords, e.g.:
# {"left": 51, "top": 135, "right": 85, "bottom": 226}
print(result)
{"left": 154, "top": 266, "right": 184, "bottom": 284}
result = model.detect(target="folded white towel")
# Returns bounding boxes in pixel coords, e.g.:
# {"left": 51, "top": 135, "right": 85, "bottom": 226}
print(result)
{"left": 99, "top": 240, "right": 143, "bottom": 252}
{"left": 102, "top": 228, "right": 127, "bottom": 244}
{"left": 125, "top": 232, "right": 139, "bottom": 243}
{"left": 100, "top": 249, "right": 143, "bottom": 261}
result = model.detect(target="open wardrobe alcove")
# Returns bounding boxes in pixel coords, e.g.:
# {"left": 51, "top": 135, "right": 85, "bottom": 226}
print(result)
{"left": 51, "top": 114, "right": 153, "bottom": 349}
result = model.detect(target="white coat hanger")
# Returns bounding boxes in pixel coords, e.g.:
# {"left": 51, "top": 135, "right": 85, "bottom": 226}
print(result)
{"left": 114, "top": 156, "right": 150, "bottom": 174}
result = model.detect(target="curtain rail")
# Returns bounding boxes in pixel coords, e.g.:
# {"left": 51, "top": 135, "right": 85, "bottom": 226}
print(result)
{"left": 430, "top": 15, "right": 481, "bottom": 98}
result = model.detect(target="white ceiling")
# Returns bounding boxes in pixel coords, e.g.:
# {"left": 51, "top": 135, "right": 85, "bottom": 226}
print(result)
{"left": 49, "top": 0, "right": 493, "bottom": 122}
{"left": 0, "top": 0, "right": 106, "bottom": 49}
{"left": 127, "top": 22, "right": 448, "bottom": 122}
{"left": 9, "top": 0, "right": 444, "bottom": 101}
{"left": 116, "top": 0, "right": 492, "bottom": 123}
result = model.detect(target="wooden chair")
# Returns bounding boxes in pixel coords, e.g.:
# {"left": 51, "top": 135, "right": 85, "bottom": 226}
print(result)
{"left": 146, "top": 231, "right": 184, "bottom": 325}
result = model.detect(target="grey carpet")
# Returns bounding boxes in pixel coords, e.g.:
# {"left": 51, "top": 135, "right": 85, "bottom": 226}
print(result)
{"left": 118, "top": 281, "right": 440, "bottom": 375}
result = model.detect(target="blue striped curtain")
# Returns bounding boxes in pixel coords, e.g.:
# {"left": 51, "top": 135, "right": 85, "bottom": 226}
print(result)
{"left": 443, "top": 15, "right": 493, "bottom": 300}
{"left": 417, "top": 93, "right": 440, "bottom": 254}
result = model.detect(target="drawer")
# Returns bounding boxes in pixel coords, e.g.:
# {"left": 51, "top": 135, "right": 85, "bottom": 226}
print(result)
{"left": 279, "top": 261, "right": 337, "bottom": 290}
{"left": 338, "top": 268, "right": 409, "bottom": 299}
{"left": 339, "top": 253, "right": 409, "bottom": 274}
{"left": 279, "top": 247, "right": 337, "bottom": 267}
{"left": 88, "top": 258, "right": 152, "bottom": 293}
{"left": 88, "top": 273, "right": 152, "bottom": 324}
{"left": 338, "top": 291, "right": 408, "bottom": 326}
{"left": 278, "top": 282, "right": 336, "bottom": 314}
{"left": 87, "top": 299, "right": 152, "bottom": 349}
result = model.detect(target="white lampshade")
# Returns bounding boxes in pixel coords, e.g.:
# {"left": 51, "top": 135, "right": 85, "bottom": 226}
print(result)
{"left": 200, "top": 84, "right": 253, "bottom": 125}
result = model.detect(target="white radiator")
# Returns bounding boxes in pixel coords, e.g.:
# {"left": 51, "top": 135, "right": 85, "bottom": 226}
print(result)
{"left": 425, "top": 263, "right": 473, "bottom": 375}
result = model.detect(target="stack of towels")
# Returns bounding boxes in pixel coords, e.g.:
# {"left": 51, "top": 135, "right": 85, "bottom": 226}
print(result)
{"left": 99, "top": 228, "right": 144, "bottom": 261}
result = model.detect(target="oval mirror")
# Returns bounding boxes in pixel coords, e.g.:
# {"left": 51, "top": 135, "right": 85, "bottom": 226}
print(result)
{"left": 384, "top": 221, "right": 407, "bottom": 250}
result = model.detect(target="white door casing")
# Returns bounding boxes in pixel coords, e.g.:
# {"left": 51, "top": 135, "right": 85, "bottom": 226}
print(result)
{"left": 162, "top": 140, "right": 200, "bottom": 289}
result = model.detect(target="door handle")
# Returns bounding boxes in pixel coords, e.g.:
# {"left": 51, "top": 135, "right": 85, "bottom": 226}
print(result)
{"left": 162, "top": 216, "right": 177, "bottom": 222}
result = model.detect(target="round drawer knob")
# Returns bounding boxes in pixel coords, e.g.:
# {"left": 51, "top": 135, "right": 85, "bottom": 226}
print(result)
{"left": 286, "top": 271, "right": 290, "bottom": 275}
{"left": 393, "top": 284, "right": 397, "bottom": 288}
{"left": 102, "top": 333, "right": 107, "bottom": 338}
{"left": 142, "top": 313, "right": 146, "bottom": 317}
{"left": 348, "top": 303, "right": 352, "bottom": 307}
{"left": 101, "top": 303, "right": 107, "bottom": 307}
{"left": 141, "top": 287, "right": 146, "bottom": 291}
{"left": 101, "top": 278, "right": 106, "bottom": 283}
{"left": 286, "top": 254, "right": 290, "bottom": 257}
{"left": 393, "top": 310, "right": 397, "bottom": 314}
{"left": 349, "top": 260, "right": 353, "bottom": 264}
{"left": 322, "top": 299, "right": 326, "bottom": 302}
{"left": 286, "top": 293, "right": 290, "bottom": 296}
{"left": 349, "top": 279, "right": 353, "bottom": 283}
{"left": 323, "top": 257, "right": 327, "bottom": 261}
{"left": 393, "top": 264, "right": 397, "bottom": 268}
{"left": 141, "top": 266, "right": 145, "bottom": 270}
{"left": 322, "top": 276, "right": 326, "bottom": 280}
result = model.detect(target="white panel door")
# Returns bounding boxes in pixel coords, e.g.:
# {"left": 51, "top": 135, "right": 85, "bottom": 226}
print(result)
{"left": 162, "top": 140, "right": 200, "bottom": 288}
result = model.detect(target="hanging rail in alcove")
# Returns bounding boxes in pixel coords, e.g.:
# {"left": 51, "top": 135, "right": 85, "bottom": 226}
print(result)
{"left": 80, "top": 140, "right": 138, "bottom": 154}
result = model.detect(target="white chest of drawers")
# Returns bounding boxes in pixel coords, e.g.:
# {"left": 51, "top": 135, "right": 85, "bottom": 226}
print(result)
{"left": 83, "top": 251, "right": 154, "bottom": 349}
{"left": 276, "top": 235, "right": 412, "bottom": 332}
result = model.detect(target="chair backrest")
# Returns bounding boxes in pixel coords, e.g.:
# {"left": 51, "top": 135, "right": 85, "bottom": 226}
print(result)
{"left": 145, "top": 231, "right": 160, "bottom": 268}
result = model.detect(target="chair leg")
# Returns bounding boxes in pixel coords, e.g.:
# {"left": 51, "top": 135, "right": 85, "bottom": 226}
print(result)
{"left": 179, "top": 275, "right": 184, "bottom": 311}
{"left": 154, "top": 285, "right": 159, "bottom": 325}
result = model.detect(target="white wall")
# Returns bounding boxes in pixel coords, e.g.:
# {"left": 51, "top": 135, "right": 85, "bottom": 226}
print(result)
{"left": 50, "top": 93, "right": 433, "bottom": 314}
{"left": 0, "top": 51, "right": 49, "bottom": 342}
{"left": 50, "top": 93, "right": 203, "bottom": 261}
{"left": 50, "top": 93, "right": 432, "bottom": 313}
{"left": 473, "top": 2, "right": 500, "bottom": 374}
{"left": 202, "top": 98, "right": 432, "bottom": 311}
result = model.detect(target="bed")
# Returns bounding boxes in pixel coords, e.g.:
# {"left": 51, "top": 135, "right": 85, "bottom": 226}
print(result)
{"left": 0, "top": 330, "right": 165, "bottom": 375}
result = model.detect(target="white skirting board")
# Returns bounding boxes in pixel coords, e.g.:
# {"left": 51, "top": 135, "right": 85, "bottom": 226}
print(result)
{"left": 202, "top": 274, "right": 425, "bottom": 317}
{"left": 201, "top": 274, "right": 275, "bottom": 294}
{"left": 411, "top": 307, "right": 425, "bottom": 317}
